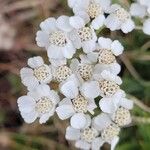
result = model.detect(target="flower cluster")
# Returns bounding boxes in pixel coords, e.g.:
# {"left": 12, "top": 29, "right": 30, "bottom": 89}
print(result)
{"left": 17, "top": 0, "right": 139, "bottom": 150}
{"left": 130, "top": 0, "right": 150, "bottom": 35}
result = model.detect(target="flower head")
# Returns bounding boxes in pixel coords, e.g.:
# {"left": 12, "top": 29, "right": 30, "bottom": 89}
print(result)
{"left": 65, "top": 117, "right": 103, "bottom": 150}
{"left": 20, "top": 56, "right": 52, "bottom": 90}
{"left": 17, "top": 84, "right": 60, "bottom": 124}
{"left": 56, "top": 79, "right": 97, "bottom": 129}
{"left": 105, "top": 4, "right": 135, "bottom": 33}
{"left": 36, "top": 17, "right": 77, "bottom": 59}
{"left": 99, "top": 90, "right": 133, "bottom": 114}
{"left": 68, "top": 0, "right": 111, "bottom": 30}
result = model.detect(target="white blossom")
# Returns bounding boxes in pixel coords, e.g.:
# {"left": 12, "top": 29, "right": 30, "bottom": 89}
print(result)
{"left": 20, "top": 56, "right": 52, "bottom": 90}
{"left": 65, "top": 117, "right": 103, "bottom": 150}
{"left": 36, "top": 16, "right": 77, "bottom": 59}
{"left": 99, "top": 90, "right": 133, "bottom": 114}
{"left": 17, "top": 84, "right": 60, "bottom": 124}
{"left": 68, "top": 0, "right": 111, "bottom": 30}
{"left": 105, "top": 4, "right": 135, "bottom": 33}
{"left": 56, "top": 79, "right": 97, "bottom": 129}
{"left": 69, "top": 26, "right": 97, "bottom": 53}
{"left": 93, "top": 70, "right": 122, "bottom": 98}
{"left": 93, "top": 37, "right": 124, "bottom": 75}
{"left": 93, "top": 113, "right": 120, "bottom": 150}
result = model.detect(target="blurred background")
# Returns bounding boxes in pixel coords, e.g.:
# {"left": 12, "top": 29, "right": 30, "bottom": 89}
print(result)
{"left": 0, "top": 0, "right": 150, "bottom": 150}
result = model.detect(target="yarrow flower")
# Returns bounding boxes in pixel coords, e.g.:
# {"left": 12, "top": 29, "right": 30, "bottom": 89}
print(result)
{"left": 18, "top": 84, "right": 59, "bottom": 124}
{"left": 68, "top": 0, "right": 111, "bottom": 30}
{"left": 93, "top": 113, "right": 121, "bottom": 150}
{"left": 66, "top": 117, "right": 101, "bottom": 150}
{"left": 105, "top": 4, "right": 135, "bottom": 33}
{"left": 93, "top": 37, "right": 124, "bottom": 75}
{"left": 20, "top": 56, "right": 52, "bottom": 90}
{"left": 36, "top": 16, "right": 77, "bottom": 59}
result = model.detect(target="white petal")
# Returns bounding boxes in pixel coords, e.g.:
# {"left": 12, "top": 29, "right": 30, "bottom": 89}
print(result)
{"left": 47, "top": 45, "right": 64, "bottom": 59}
{"left": 91, "top": 15, "right": 105, "bottom": 30}
{"left": 96, "top": 0, "right": 111, "bottom": 11}
{"left": 48, "top": 90, "right": 60, "bottom": 104}
{"left": 69, "top": 30, "right": 82, "bottom": 49}
{"left": 98, "top": 37, "right": 112, "bottom": 49}
{"left": 130, "top": 3, "right": 146, "bottom": 18}
{"left": 99, "top": 98, "right": 117, "bottom": 113}
{"left": 111, "top": 136, "right": 119, "bottom": 150}
{"left": 49, "top": 58, "right": 67, "bottom": 67}
{"left": 62, "top": 41, "right": 76, "bottom": 59}
{"left": 121, "top": 19, "right": 135, "bottom": 33}
{"left": 75, "top": 140, "right": 91, "bottom": 150}
{"left": 56, "top": 105, "right": 75, "bottom": 120}
{"left": 109, "top": 63, "right": 121, "bottom": 75}
{"left": 17, "top": 96, "right": 36, "bottom": 113}
{"left": 71, "top": 113, "right": 87, "bottom": 129}
{"left": 40, "top": 17, "right": 57, "bottom": 33}
{"left": 69, "top": 16, "right": 85, "bottom": 29}
{"left": 21, "top": 76, "right": 39, "bottom": 90}
{"left": 68, "top": 0, "right": 76, "bottom": 8}
{"left": 60, "top": 80, "right": 79, "bottom": 99}
{"left": 93, "top": 113, "right": 112, "bottom": 131}
{"left": 120, "top": 98, "right": 133, "bottom": 110}
{"left": 28, "top": 56, "right": 44, "bottom": 68}
{"left": 75, "top": 11, "right": 90, "bottom": 24}
{"left": 20, "top": 67, "right": 33, "bottom": 79}
{"left": 70, "top": 59, "right": 79, "bottom": 72}
{"left": 39, "top": 113, "right": 53, "bottom": 124}
{"left": 65, "top": 126, "right": 81, "bottom": 140}
{"left": 111, "top": 40, "right": 124, "bottom": 56}
{"left": 33, "top": 84, "right": 51, "bottom": 98}
{"left": 36, "top": 31, "right": 49, "bottom": 48}
{"left": 105, "top": 15, "right": 121, "bottom": 31}
{"left": 58, "top": 98, "right": 72, "bottom": 106}
{"left": 74, "top": 0, "right": 89, "bottom": 9}
{"left": 82, "top": 40, "right": 96, "bottom": 53}
{"left": 56, "top": 15, "right": 73, "bottom": 32}
{"left": 91, "top": 137, "right": 104, "bottom": 150}
{"left": 80, "top": 81, "right": 100, "bottom": 99}
{"left": 87, "top": 99, "right": 97, "bottom": 114}
{"left": 21, "top": 111, "right": 38, "bottom": 124}
{"left": 143, "top": 19, "right": 150, "bottom": 35}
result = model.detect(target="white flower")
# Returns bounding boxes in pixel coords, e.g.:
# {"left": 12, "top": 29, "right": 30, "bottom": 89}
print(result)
{"left": 68, "top": 0, "right": 111, "bottom": 30}
{"left": 70, "top": 58, "right": 94, "bottom": 82}
{"left": 17, "top": 84, "right": 60, "bottom": 124}
{"left": 143, "top": 18, "right": 150, "bottom": 35}
{"left": 56, "top": 79, "right": 97, "bottom": 129}
{"left": 99, "top": 90, "right": 133, "bottom": 114}
{"left": 69, "top": 26, "right": 97, "bottom": 53}
{"left": 93, "top": 37, "right": 124, "bottom": 75}
{"left": 20, "top": 56, "right": 52, "bottom": 90}
{"left": 65, "top": 117, "right": 103, "bottom": 150}
{"left": 111, "top": 107, "right": 132, "bottom": 127}
{"left": 93, "top": 113, "right": 120, "bottom": 150}
{"left": 36, "top": 16, "right": 77, "bottom": 59}
{"left": 93, "top": 70, "right": 122, "bottom": 98}
{"left": 105, "top": 4, "right": 135, "bottom": 33}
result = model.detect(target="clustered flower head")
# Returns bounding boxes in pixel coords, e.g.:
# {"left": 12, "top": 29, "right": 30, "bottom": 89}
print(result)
{"left": 17, "top": 0, "right": 150, "bottom": 149}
